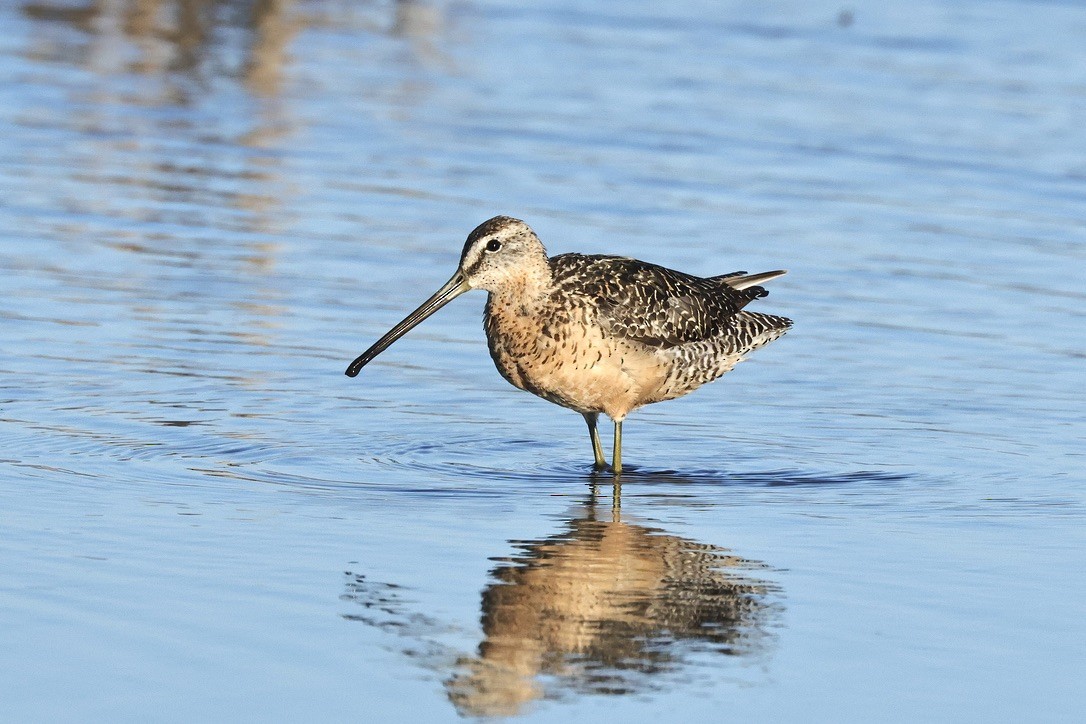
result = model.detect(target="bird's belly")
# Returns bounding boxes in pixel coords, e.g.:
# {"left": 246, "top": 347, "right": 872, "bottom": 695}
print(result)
{"left": 486, "top": 310, "right": 665, "bottom": 420}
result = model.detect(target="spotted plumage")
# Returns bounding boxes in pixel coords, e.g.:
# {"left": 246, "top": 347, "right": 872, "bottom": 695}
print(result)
{"left": 346, "top": 216, "right": 792, "bottom": 474}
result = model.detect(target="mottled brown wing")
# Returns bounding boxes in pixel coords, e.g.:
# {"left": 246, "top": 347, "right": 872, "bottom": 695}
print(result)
{"left": 550, "top": 254, "right": 770, "bottom": 348}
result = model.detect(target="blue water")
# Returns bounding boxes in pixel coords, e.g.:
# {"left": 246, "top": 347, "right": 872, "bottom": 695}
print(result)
{"left": 1, "top": 1, "right": 1083, "bottom": 721}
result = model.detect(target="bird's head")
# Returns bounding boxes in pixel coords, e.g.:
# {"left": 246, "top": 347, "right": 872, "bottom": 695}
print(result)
{"left": 457, "top": 216, "right": 549, "bottom": 293}
{"left": 344, "top": 215, "right": 548, "bottom": 377}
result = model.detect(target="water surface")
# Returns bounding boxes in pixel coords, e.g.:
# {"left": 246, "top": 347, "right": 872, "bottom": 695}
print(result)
{"left": 1, "top": 1, "right": 1083, "bottom": 721}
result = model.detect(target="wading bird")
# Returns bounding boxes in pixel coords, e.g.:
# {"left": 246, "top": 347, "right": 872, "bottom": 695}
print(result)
{"left": 346, "top": 216, "right": 791, "bottom": 474}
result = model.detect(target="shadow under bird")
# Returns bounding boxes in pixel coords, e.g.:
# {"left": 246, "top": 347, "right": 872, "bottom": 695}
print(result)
{"left": 345, "top": 216, "right": 791, "bottom": 474}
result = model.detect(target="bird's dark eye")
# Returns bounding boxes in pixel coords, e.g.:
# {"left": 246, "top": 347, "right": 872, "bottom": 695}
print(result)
{"left": 485, "top": 239, "right": 502, "bottom": 252}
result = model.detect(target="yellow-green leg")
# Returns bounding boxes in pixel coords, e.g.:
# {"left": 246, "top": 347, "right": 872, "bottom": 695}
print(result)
{"left": 582, "top": 412, "right": 607, "bottom": 469}
{"left": 612, "top": 420, "right": 622, "bottom": 475}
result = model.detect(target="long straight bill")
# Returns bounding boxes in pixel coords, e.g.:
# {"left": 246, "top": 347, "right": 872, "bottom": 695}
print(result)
{"left": 345, "top": 271, "right": 470, "bottom": 377}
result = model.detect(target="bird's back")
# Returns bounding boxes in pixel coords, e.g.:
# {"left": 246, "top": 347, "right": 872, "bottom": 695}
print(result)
{"left": 549, "top": 254, "right": 790, "bottom": 349}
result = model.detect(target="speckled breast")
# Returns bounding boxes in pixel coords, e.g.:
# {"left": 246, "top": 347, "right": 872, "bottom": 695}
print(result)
{"left": 482, "top": 293, "right": 667, "bottom": 420}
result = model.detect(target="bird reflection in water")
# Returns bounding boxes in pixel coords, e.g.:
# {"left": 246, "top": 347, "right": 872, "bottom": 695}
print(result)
{"left": 343, "top": 489, "right": 782, "bottom": 718}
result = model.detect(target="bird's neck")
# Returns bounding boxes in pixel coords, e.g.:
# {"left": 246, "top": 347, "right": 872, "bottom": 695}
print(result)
{"left": 490, "top": 257, "right": 553, "bottom": 304}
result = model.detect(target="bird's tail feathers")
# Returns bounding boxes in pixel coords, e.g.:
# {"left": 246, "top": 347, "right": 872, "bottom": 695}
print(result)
{"left": 716, "top": 269, "right": 787, "bottom": 290}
